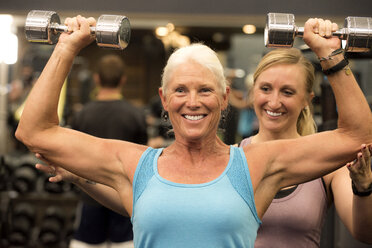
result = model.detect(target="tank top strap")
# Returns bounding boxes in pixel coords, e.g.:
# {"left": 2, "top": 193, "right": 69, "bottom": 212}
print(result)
{"left": 132, "top": 147, "right": 163, "bottom": 206}
{"left": 227, "top": 146, "right": 261, "bottom": 224}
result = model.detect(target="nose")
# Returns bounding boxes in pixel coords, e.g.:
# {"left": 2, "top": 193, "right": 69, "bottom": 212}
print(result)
{"left": 267, "top": 92, "right": 282, "bottom": 110}
{"left": 186, "top": 91, "right": 200, "bottom": 109}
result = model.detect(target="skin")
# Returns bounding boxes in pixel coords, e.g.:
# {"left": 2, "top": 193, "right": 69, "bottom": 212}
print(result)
{"left": 157, "top": 60, "right": 230, "bottom": 184}
{"left": 249, "top": 61, "right": 372, "bottom": 243}
{"left": 16, "top": 16, "right": 371, "bottom": 238}
{"left": 252, "top": 63, "right": 310, "bottom": 140}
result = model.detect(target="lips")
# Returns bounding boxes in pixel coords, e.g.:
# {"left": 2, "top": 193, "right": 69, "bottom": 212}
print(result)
{"left": 266, "top": 110, "right": 282, "bottom": 117}
{"left": 183, "top": 114, "right": 206, "bottom": 121}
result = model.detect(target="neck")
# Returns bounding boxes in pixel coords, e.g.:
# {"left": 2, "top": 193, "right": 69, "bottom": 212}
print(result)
{"left": 170, "top": 135, "right": 228, "bottom": 157}
{"left": 96, "top": 87, "right": 122, "bottom": 101}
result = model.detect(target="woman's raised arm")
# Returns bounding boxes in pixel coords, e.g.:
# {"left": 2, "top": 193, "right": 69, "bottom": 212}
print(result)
{"left": 15, "top": 16, "right": 145, "bottom": 192}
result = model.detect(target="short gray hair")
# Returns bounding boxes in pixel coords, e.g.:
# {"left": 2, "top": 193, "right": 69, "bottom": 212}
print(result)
{"left": 161, "top": 43, "right": 227, "bottom": 94}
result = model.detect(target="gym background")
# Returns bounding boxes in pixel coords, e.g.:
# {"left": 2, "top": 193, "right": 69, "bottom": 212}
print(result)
{"left": 0, "top": 0, "right": 371, "bottom": 247}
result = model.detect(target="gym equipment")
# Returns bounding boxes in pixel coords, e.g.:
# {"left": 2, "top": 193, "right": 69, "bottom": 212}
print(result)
{"left": 43, "top": 176, "right": 71, "bottom": 194}
{"left": 25, "top": 10, "right": 131, "bottom": 50}
{"left": 8, "top": 203, "right": 36, "bottom": 246}
{"left": 12, "top": 163, "right": 38, "bottom": 193}
{"left": 39, "top": 206, "right": 65, "bottom": 245}
{"left": 265, "top": 13, "right": 372, "bottom": 52}
{"left": 0, "top": 156, "right": 11, "bottom": 191}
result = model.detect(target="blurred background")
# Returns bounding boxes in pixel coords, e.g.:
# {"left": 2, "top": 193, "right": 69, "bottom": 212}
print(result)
{"left": 0, "top": 0, "right": 371, "bottom": 247}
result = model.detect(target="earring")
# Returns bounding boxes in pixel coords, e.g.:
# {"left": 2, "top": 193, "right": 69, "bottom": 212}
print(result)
{"left": 162, "top": 111, "right": 168, "bottom": 122}
{"left": 221, "top": 112, "right": 226, "bottom": 122}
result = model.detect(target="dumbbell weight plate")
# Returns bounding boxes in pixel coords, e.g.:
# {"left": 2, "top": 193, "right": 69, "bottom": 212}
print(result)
{"left": 96, "top": 15, "right": 131, "bottom": 49}
{"left": 25, "top": 10, "right": 61, "bottom": 44}
{"left": 343, "top": 16, "right": 372, "bottom": 52}
{"left": 265, "top": 13, "right": 296, "bottom": 48}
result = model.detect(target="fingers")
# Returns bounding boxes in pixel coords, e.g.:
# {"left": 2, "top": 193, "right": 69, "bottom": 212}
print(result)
{"left": 35, "top": 163, "right": 63, "bottom": 182}
{"left": 49, "top": 174, "right": 63, "bottom": 183}
{"left": 64, "top": 16, "right": 80, "bottom": 32}
{"left": 77, "top": 15, "right": 92, "bottom": 34}
{"left": 35, "top": 163, "right": 55, "bottom": 175}
{"left": 324, "top": 20, "right": 332, "bottom": 37}
{"left": 304, "top": 18, "right": 318, "bottom": 34}
{"left": 64, "top": 15, "right": 95, "bottom": 33}
{"left": 346, "top": 158, "right": 358, "bottom": 173}
{"left": 35, "top": 152, "right": 51, "bottom": 165}
{"left": 318, "top": 18, "right": 326, "bottom": 36}
{"left": 361, "top": 144, "right": 371, "bottom": 166}
{"left": 331, "top": 22, "right": 338, "bottom": 33}
{"left": 346, "top": 144, "right": 372, "bottom": 173}
{"left": 305, "top": 18, "right": 338, "bottom": 37}
{"left": 86, "top": 17, "right": 96, "bottom": 26}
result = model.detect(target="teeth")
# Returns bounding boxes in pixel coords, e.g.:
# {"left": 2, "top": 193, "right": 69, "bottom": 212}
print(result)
{"left": 266, "top": 110, "right": 282, "bottom": 117}
{"left": 184, "top": 115, "right": 204, "bottom": 121}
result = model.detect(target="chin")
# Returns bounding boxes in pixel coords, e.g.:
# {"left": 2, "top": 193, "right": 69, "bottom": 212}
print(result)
{"left": 264, "top": 124, "right": 286, "bottom": 133}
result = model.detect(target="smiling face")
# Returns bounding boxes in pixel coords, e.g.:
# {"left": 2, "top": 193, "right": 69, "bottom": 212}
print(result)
{"left": 159, "top": 60, "right": 229, "bottom": 143}
{"left": 253, "top": 63, "right": 309, "bottom": 135}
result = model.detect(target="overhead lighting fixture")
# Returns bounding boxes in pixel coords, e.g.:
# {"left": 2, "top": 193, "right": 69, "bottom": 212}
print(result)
{"left": 166, "top": 23, "right": 175, "bottom": 32}
{"left": 242, "top": 24, "right": 256, "bottom": 35}
{"left": 155, "top": 26, "right": 169, "bottom": 37}
{"left": 0, "top": 14, "right": 18, "bottom": 64}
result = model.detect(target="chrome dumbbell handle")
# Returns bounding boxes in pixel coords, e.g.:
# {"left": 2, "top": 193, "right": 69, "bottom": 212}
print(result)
{"left": 48, "top": 23, "right": 97, "bottom": 35}
{"left": 293, "top": 27, "right": 346, "bottom": 38}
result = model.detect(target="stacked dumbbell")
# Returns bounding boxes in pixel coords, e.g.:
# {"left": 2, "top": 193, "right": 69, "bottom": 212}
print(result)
{"left": 25, "top": 10, "right": 131, "bottom": 50}
{"left": 1, "top": 154, "right": 79, "bottom": 247}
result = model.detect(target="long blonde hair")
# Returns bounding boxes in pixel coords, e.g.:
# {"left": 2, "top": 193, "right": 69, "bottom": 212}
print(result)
{"left": 253, "top": 48, "right": 317, "bottom": 136}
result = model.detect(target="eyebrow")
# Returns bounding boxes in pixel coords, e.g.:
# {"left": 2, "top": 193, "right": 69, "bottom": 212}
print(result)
{"left": 258, "top": 81, "right": 297, "bottom": 89}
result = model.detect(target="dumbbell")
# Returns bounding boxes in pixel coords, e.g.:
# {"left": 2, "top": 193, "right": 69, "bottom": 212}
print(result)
{"left": 25, "top": 10, "right": 131, "bottom": 50}
{"left": 39, "top": 206, "right": 65, "bottom": 246}
{"left": 8, "top": 203, "right": 36, "bottom": 246}
{"left": 12, "top": 163, "right": 38, "bottom": 193}
{"left": 265, "top": 13, "right": 372, "bottom": 52}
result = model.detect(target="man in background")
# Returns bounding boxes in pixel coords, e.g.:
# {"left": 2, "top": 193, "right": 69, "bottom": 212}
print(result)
{"left": 70, "top": 54, "right": 148, "bottom": 248}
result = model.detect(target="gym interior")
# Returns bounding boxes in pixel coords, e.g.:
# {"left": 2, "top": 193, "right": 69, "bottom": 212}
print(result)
{"left": 0, "top": 0, "right": 371, "bottom": 247}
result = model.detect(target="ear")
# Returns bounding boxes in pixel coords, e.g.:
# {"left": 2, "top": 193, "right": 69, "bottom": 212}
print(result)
{"left": 304, "top": 91, "right": 315, "bottom": 108}
{"left": 158, "top": 87, "right": 168, "bottom": 111}
{"left": 222, "top": 86, "right": 230, "bottom": 110}
{"left": 93, "top": 73, "right": 100, "bottom": 86}
{"left": 309, "top": 91, "right": 315, "bottom": 101}
{"left": 119, "top": 75, "right": 127, "bottom": 87}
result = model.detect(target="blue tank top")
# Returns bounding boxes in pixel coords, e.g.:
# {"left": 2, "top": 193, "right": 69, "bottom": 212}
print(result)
{"left": 131, "top": 146, "right": 261, "bottom": 248}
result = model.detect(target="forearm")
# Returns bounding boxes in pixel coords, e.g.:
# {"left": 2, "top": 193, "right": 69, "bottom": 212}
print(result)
{"left": 16, "top": 15, "right": 94, "bottom": 146}
{"left": 352, "top": 195, "right": 372, "bottom": 243}
{"left": 16, "top": 45, "right": 75, "bottom": 143}
{"left": 302, "top": 19, "right": 372, "bottom": 147}
{"left": 73, "top": 177, "right": 128, "bottom": 216}
{"left": 322, "top": 53, "right": 372, "bottom": 141}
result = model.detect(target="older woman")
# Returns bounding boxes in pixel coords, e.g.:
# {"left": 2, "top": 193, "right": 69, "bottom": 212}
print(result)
{"left": 16, "top": 15, "right": 371, "bottom": 248}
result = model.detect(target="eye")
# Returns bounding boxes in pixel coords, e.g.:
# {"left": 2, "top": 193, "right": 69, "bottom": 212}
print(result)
{"left": 175, "top": 87, "right": 185, "bottom": 93}
{"left": 200, "top": 87, "right": 212, "bottom": 93}
{"left": 260, "top": 86, "right": 270, "bottom": 92}
{"left": 283, "top": 89, "right": 295, "bottom": 96}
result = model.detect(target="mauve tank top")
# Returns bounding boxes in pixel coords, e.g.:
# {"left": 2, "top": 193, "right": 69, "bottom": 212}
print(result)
{"left": 240, "top": 137, "right": 328, "bottom": 248}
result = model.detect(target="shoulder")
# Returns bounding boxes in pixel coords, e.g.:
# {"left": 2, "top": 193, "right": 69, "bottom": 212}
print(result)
{"left": 118, "top": 100, "right": 146, "bottom": 116}
{"left": 117, "top": 143, "right": 151, "bottom": 181}
{"left": 239, "top": 136, "right": 253, "bottom": 147}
